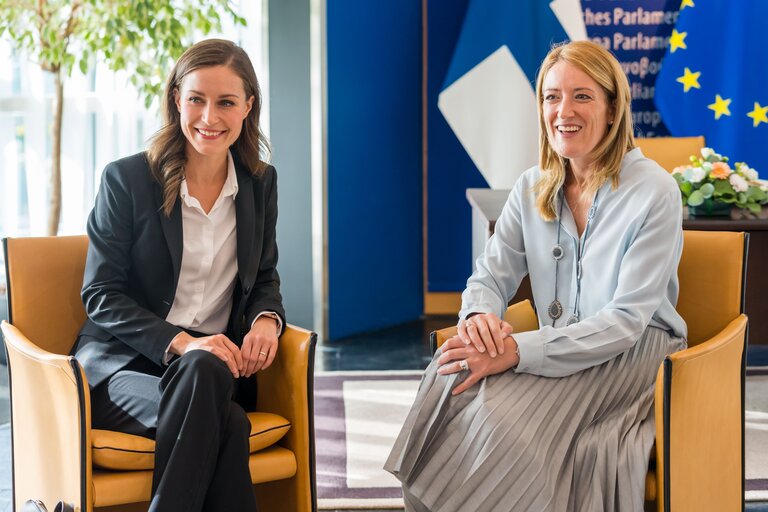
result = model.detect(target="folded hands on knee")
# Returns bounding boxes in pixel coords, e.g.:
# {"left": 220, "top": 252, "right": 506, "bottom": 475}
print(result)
{"left": 168, "top": 317, "right": 279, "bottom": 379}
{"left": 437, "top": 313, "right": 520, "bottom": 395}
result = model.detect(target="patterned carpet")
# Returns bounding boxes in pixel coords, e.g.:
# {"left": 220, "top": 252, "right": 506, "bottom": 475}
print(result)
{"left": 313, "top": 370, "right": 768, "bottom": 509}
{"left": 747, "top": 373, "right": 768, "bottom": 501}
{"left": 314, "top": 371, "right": 422, "bottom": 509}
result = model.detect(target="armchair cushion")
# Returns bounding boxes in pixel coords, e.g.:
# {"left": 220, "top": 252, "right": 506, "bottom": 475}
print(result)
{"left": 92, "top": 430, "right": 154, "bottom": 470}
{"left": 247, "top": 412, "right": 292, "bottom": 453}
{"left": 92, "top": 412, "right": 291, "bottom": 470}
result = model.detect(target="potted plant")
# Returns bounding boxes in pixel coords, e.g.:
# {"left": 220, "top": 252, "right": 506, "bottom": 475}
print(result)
{"left": 672, "top": 148, "right": 768, "bottom": 217}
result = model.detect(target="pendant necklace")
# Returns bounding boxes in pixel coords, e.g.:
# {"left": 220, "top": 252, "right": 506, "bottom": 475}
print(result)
{"left": 547, "top": 195, "right": 566, "bottom": 322}
{"left": 547, "top": 187, "right": 600, "bottom": 326}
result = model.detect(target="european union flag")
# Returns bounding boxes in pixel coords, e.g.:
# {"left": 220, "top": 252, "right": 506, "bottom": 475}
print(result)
{"left": 655, "top": 1, "right": 768, "bottom": 174}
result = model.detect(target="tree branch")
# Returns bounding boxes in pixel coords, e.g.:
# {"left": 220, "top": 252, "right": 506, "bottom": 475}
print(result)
{"left": 63, "top": 0, "right": 83, "bottom": 39}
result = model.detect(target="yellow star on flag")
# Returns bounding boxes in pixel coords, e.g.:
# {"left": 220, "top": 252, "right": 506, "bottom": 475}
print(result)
{"left": 669, "top": 29, "right": 688, "bottom": 53}
{"left": 676, "top": 67, "right": 701, "bottom": 92}
{"left": 707, "top": 95, "right": 732, "bottom": 120}
{"left": 681, "top": 0, "right": 695, "bottom": 9}
{"left": 747, "top": 102, "right": 768, "bottom": 127}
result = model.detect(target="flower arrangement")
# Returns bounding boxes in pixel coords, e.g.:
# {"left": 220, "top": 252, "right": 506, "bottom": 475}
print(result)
{"left": 672, "top": 148, "right": 768, "bottom": 215}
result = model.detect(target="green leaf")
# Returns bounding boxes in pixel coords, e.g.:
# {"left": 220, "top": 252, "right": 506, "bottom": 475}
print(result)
{"left": 2, "top": 0, "right": 248, "bottom": 112}
{"left": 687, "top": 190, "right": 704, "bottom": 207}
{"left": 712, "top": 179, "right": 736, "bottom": 199}
{"left": 699, "top": 182, "right": 715, "bottom": 199}
{"left": 747, "top": 186, "right": 767, "bottom": 202}
{"left": 679, "top": 181, "right": 693, "bottom": 196}
{"left": 747, "top": 203, "right": 762, "bottom": 214}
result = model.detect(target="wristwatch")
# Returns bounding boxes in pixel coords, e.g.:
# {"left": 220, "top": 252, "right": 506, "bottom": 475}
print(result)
{"left": 259, "top": 312, "right": 280, "bottom": 323}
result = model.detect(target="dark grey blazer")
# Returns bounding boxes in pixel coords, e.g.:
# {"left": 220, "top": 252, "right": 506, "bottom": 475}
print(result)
{"left": 73, "top": 151, "right": 285, "bottom": 387}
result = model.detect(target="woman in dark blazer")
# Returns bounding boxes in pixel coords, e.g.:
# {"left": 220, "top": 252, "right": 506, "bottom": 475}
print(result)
{"left": 73, "top": 39, "right": 283, "bottom": 512}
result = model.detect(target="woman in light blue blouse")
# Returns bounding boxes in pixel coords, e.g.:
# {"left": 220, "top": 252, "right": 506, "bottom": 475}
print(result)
{"left": 386, "top": 41, "right": 687, "bottom": 511}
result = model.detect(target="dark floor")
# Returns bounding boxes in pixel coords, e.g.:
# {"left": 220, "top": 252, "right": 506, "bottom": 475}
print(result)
{"left": 315, "top": 315, "right": 455, "bottom": 372}
{"left": 749, "top": 344, "right": 768, "bottom": 367}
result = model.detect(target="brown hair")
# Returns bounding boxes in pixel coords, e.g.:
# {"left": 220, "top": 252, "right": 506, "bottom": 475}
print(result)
{"left": 533, "top": 40, "right": 634, "bottom": 221}
{"left": 147, "top": 39, "right": 270, "bottom": 215}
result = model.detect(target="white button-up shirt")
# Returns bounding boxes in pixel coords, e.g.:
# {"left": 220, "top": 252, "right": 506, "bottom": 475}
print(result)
{"left": 166, "top": 152, "right": 239, "bottom": 334}
{"left": 460, "top": 148, "right": 687, "bottom": 377}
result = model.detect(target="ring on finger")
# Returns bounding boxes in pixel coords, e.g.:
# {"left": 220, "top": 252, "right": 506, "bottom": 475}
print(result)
{"left": 459, "top": 359, "right": 470, "bottom": 371}
{"left": 259, "top": 351, "right": 268, "bottom": 358}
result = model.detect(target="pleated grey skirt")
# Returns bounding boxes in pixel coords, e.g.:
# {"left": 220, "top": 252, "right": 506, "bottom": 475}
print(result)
{"left": 384, "top": 327, "right": 685, "bottom": 512}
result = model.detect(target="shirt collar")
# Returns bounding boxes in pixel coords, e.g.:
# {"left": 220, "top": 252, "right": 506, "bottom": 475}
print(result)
{"left": 179, "top": 151, "right": 239, "bottom": 207}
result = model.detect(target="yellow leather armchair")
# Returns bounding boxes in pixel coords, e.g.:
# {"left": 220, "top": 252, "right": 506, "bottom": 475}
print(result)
{"left": 432, "top": 230, "right": 748, "bottom": 512}
{"left": 635, "top": 136, "right": 706, "bottom": 173}
{"left": 1, "top": 235, "right": 318, "bottom": 512}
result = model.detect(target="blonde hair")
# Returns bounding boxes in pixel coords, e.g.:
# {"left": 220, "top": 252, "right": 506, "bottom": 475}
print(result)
{"left": 533, "top": 41, "right": 635, "bottom": 221}
{"left": 147, "top": 39, "right": 270, "bottom": 216}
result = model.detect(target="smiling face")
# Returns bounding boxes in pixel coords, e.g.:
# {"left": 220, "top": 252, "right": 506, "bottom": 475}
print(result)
{"left": 174, "top": 65, "right": 254, "bottom": 160}
{"left": 541, "top": 61, "right": 614, "bottom": 173}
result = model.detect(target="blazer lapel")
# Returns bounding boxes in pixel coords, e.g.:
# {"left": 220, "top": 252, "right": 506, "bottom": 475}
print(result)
{"left": 155, "top": 185, "right": 183, "bottom": 287}
{"left": 235, "top": 167, "right": 255, "bottom": 292}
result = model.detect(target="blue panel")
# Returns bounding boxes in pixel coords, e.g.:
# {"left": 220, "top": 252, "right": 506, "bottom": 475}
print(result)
{"left": 426, "top": 0, "right": 485, "bottom": 292}
{"left": 327, "top": 0, "right": 423, "bottom": 339}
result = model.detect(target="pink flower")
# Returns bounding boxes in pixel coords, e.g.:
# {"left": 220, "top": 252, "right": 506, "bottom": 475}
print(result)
{"left": 729, "top": 173, "right": 749, "bottom": 193}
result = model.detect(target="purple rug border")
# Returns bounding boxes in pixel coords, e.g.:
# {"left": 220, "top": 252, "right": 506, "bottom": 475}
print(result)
{"left": 314, "top": 372, "right": 768, "bottom": 500}
{"left": 314, "top": 372, "right": 422, "bottom": 501}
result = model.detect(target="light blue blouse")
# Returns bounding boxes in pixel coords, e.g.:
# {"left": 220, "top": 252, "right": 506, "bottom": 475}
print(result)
{"left": 460, "top": 148, "right": 687, "bottom": 377}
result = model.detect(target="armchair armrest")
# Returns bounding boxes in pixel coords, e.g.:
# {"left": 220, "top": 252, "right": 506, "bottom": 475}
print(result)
{"left": 255, "top": 324, "right": 317, "bottom": 512}
{"left": 654, "top": 314, "right": 747, "bottom": 512}
{"left": 1, "top": 320, "right": 92, "bottom": 512}
{"left": 430, "top": 300, "right": 538, "bottom": 352}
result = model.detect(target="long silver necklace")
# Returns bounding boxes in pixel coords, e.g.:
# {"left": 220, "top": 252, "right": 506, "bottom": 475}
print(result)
{"left": 547, "top": 187, "right": 600, "bottom": 326}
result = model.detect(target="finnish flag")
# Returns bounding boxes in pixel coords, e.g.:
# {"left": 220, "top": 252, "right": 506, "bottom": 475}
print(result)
{"left": 438, "top": 0, "right": 587, "bottom": 189}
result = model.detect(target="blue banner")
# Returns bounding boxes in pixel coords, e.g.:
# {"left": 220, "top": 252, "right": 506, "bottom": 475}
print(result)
{"left": 583, "top": 0, "right": 680, "bottom": 136}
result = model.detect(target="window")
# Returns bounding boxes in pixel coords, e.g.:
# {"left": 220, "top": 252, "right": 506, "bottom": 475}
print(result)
{"left": 0, "top": 0, "right": 267, "bottom": 308}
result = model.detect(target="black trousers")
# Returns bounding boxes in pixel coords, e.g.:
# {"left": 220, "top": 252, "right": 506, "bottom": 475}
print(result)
{"left": 90, "top": 350, "right": 258, "bottom": 512}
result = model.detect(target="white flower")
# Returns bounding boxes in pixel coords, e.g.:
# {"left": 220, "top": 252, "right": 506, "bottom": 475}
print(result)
{"left": 701, "top": 147, "right": 715, "bottom": 158}
{"left": 742, "top": 167, "right": 759, "bottom": 181}
{"left": 729, "top": 173, "right": 749, "bottom": 192}
{"left": 690, "top": 167, "right": 706, "bottom": 183}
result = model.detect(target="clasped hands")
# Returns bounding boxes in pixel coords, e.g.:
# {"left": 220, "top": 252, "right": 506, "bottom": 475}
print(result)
{"left": 437, "top": 312, "right": 520, "bottom": 395}
{"left": 169, "top": 315, "right": 279, "bottom": 378}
